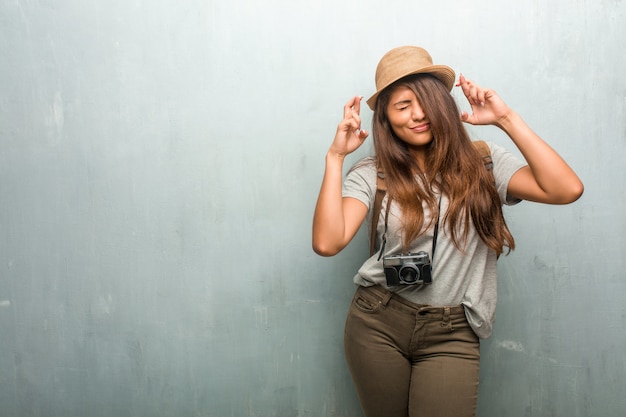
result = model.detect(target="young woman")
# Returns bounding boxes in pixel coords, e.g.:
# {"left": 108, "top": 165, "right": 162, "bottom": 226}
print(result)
{"left": 312, "top": 46, "right": 583, "bottom": 417}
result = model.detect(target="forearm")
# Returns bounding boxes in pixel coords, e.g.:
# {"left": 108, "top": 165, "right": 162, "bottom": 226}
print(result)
{"left": 312, "top": 152, "right": 348, "bottom": 256}
{"left": 498, "top": 111, "right": 584, "bottom": 203}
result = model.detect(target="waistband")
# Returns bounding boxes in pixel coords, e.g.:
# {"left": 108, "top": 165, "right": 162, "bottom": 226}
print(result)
{"left": 357, "top": 284, "right": 465, "bottom": 316}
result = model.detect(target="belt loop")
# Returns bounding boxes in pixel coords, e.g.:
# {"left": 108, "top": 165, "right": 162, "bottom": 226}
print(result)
{"left": 441, "top": 306, "right": 454, "bottom": 331}
{"left": 381, "top": 289, "right": 393, "bottom": 306}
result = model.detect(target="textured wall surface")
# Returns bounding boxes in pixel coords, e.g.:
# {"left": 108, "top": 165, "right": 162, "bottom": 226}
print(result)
{"left": 1, "top": 0, "right": 624, "bottom": 416}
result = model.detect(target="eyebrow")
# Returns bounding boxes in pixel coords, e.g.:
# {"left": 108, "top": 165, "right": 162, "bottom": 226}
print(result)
{"left": 392, "top": 99, "right": 412, "bottom": 107}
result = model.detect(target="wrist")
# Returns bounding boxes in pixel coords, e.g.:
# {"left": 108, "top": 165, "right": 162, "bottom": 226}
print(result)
{"left": 495, "top": 110, "right": 521, "bottom": 131}
{"left": 326, "top": 149, "right": 347, "bottom": 163}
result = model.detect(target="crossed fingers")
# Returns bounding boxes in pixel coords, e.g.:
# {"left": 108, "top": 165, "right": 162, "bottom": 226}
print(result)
{"left": 343, "top": 96, "right": 363, "bottom": 131}
{"left": 457, "top": 74, "right": 490, "bottom": 107}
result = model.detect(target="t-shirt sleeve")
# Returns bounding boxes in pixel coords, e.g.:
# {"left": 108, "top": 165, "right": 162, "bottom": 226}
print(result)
{"left": 342, "top": 160, "right": 377, "bottom": 210}
{"left": 488, "top": 141, "right": 528, "bottom": 205}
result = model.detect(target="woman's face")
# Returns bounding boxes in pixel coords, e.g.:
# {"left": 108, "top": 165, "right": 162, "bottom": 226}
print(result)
{"left": 385, "top": 85, "right": 433, "bottom": 150}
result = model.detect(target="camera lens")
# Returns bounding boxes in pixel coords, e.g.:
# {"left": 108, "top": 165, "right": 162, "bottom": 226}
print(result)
{"left": 399, "top": 264, "right": 420, "bottom": 283}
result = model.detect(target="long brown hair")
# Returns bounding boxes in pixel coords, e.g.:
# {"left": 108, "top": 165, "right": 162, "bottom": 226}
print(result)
{"left": 372, "top": 74, "right": 515, "bottom": 255}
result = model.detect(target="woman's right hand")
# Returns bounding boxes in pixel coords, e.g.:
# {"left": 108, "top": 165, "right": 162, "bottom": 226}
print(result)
{"left": 312, "top": 96, "right": 370, "bottom": 256}
{"left": 329, "top": 96, "right": 369, "bottom": 157}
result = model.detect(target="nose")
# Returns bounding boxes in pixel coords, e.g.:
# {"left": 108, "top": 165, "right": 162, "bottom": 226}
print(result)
{"left": 411, "top": 103, "right": 425, "bottom": 121}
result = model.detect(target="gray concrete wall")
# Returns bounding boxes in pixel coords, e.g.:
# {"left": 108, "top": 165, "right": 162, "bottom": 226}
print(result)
{"left": 1, "top": 0, "right": 624, "bottom": 416}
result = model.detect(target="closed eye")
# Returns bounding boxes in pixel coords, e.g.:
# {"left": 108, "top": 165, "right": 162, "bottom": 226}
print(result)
{"left": 393, "top": 100, "right": 412, "bottom": 111}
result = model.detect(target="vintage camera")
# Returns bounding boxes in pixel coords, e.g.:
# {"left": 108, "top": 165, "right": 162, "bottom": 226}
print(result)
{"left": 383, "top": 251, "right": 432, "bottom": 286}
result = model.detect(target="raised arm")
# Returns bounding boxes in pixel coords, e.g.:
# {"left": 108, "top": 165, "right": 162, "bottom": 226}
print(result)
{"left": 457, "top": 74, "right": 584, "bottom": 204}
{"left": 312, "top": 96, "right": 370, "bottom": 256}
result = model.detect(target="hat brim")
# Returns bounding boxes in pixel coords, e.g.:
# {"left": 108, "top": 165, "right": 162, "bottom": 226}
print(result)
{"left": 366, "top": 65, "right": 456, "bottom": 111}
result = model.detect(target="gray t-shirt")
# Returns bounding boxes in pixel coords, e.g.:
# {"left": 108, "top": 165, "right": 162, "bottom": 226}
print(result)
{"left": 342, "top": 141, "right": 526, "bottom": 339}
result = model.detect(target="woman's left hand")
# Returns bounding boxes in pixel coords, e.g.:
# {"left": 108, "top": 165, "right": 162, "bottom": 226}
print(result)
{"left": 457, "top": 74, "right": 511, "bottom": 127}
{"left": 457, "top": 75, "right": 583, "bottom": 204}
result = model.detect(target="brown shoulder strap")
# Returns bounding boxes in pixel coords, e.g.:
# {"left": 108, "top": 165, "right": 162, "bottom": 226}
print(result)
{"left": 368, "top": 141, "right": 493, "bottom": 257}
{"left": 369, "top": 170, "right": 387, "bottom": 257}
{"left": 473, "top": 140, "right": 494, "bottom": 183}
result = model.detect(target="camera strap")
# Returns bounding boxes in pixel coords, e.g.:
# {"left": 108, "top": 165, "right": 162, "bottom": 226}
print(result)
{"left": 430, "top": 195, "right": 443, "bottom": 267}
{"left": 376, "top": 193, "right": 442, "bottom": 263}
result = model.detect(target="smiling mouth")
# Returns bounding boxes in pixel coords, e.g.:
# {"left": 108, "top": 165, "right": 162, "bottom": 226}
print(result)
{"left": 411, "top": 123, "right": 430, "bottom": 133}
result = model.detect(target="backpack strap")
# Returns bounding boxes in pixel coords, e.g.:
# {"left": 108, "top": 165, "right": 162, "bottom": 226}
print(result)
{"left": 368, "top": 140, "right": 493, "bottom": 258}
{"left": 369, "top": 170, "right": 387, "bottom": 257}
{"left": 473, "top": 140, "right": 494, "bottom": 183}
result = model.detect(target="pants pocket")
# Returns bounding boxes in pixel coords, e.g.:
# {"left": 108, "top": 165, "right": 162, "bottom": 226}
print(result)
{"left": 351, "top": 287, "right": 382, "bottom": 314}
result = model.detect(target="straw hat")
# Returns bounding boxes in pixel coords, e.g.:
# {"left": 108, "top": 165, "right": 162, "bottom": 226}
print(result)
{"left": 366, "top": 46, "right": 456, "bottom": 110}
